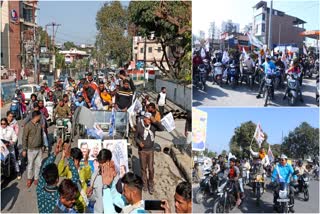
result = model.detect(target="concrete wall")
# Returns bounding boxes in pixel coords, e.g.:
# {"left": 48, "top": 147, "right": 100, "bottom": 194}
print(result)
{"left": 1, "top": 80, "right": 28, "bottom": 102}
{"left": 155, "top": 78, "right": 191, "bottom": 111}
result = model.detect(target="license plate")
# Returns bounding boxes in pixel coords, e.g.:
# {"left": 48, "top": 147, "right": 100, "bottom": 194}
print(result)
{"left": 277, "top": 199, "right": 289, "bottom": 202}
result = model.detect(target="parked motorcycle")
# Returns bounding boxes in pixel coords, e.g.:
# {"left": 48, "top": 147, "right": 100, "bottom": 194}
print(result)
{"left": 286, "top": 73, "right": 301, "bottom": 106}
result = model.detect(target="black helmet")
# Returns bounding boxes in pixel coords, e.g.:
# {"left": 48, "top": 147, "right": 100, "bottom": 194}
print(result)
{"left": 297, "top": 160, "right": 303, "bottom": 166}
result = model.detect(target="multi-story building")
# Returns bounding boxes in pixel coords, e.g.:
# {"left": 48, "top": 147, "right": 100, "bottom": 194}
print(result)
{"left": 1, "top": 0, "right": 38, "bottom": 79}
{"left": 252, "top": 1, "right": 306, "bottom": 49}
{"left": 221, "top": 20, "right": 240, "bottom": 34}
{"left": 132, "top": 36, "right": 173, "bottom": 70}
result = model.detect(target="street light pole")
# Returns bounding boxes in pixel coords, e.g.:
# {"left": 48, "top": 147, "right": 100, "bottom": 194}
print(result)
{"left": 268, "top": 0, "right": 273, "bottom": 51}
{"left": 143, "top": 36, "right": 147, "bottom": 89}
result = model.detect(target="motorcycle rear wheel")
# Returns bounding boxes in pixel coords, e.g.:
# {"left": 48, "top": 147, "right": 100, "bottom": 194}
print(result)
{"left": 195, "top": 188, "right": 205, "bottom": 204}
{"left": 304, "top": 188, "right": 309, "bottom": 201}
{"left": 213, "top": 198, "right": 226, "bottom": 213}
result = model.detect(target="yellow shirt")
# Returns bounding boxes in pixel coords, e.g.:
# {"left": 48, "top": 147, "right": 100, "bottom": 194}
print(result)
{"left": 58, "top": 159, "right": 92, "bottom": 213}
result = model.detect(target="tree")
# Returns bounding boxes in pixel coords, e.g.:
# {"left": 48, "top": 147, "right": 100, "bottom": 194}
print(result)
{"left": 96, "top": 1, "right": 131, "bottom": 67}
{"left": 55, "top": 52, "right": 65, "bottom": 70}
{"left": 229, "top": 121, "right": 269, "bottom": 159}
{"left": 281, "top": 122, "right": 319, "bottom": 159}
{"left": 270, "top": 144, "right": 281, "bottom": 159}
{"left": 221, "top": 150, "right": 228, "bottom": 158}
{"left": 63, "top": 41, "right": 77, "bottom": 50}
{"left": 38, "top": 26, "right": 52, "bottom": 48}
{"left": 203, "top": 148, "right": 217, "bottom": 158}
{"left": 128, "top": 1, "right": 191, "bottom": 82}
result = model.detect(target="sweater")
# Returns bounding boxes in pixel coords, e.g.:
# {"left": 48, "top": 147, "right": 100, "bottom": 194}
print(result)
{"left": 22, "top": 121, "right": 43, "bottom": 150}
{"left": 115, "top": 87, "right": 133, "bottom": 110}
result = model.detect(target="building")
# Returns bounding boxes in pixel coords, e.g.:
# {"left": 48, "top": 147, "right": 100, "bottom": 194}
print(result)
{"left": 1, "top": 0, "right": 39, "bottom": 79}
{"left": 220, "top": 32, "right": 250, "bottom": 51}
{"left": 221, "top": 20, "right": 240, "bottom": 34}
{"left": 252, "top": 1, "right": 306, "bottom": 49}
{"left": 132, "top": 36, "right": 174, "bottom": 70}
{"left": 59, "top": 48, "right": 89, "bottom": 64}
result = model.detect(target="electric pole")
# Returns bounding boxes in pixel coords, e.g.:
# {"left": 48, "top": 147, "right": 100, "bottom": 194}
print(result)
{"left": 268, "top": 0, "right": 273, "bottom": 51}
{"left": 46, "top": 22, "right": 61, "bottom": 79}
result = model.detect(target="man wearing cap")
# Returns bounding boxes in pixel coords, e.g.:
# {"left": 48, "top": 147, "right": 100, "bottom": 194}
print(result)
{"left": 134, "top": 112, "right": 164, "bottom": 194}
{"left": 271, "top": 154, "right": 297, "bottom": 212}
{"left": 256, "top": 55, "right": 276, "bottom": 99}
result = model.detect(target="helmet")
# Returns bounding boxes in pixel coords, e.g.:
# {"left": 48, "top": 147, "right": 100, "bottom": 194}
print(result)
{"left": 297, "top": 160, "right": 303, "bottom": 166}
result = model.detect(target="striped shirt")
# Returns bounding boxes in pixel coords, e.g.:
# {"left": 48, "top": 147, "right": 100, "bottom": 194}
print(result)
{"left": 115, "top": 87, "right": 133, "bottom": 110}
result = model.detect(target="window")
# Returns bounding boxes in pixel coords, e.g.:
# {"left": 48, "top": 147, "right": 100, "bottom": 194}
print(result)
{"left": 262, "top": 23, "right": 266, "bottom": 33}
{"left": 157, "top": 47, "right": 162, "bottom": 53}
{"left": 23, "top": 8, "right": 33, "bottom": 23}
{"left": 262, "top": 13, "right": 265, "bottom": 21}
{"left": 21, "top": 86, "right": 32, "bottom": 93}
{"left": 148, "top": 47, "right": 152, "bottom": 53}
{"left": 140, "top": 48, "right": 143, "bottom": 54}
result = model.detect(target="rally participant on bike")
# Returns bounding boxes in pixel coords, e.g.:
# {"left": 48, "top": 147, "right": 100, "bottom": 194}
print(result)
{"left": 82, "top": 80, "right": 97, "bottom": 108}
{"left": 54, "top": 100, "right": 72, "bottom": 134}
{"left": 15, "top": 89, "right": 27, "bottom": 115}
{"left": 295, "top": 160, "right": 309, "bottom": 193}
{"left": 256, "top": 55, "right": 276, "bottom": 99}
{"left": 0, "top": 118, "right": 20, "bottom": 179}
{"left": 27, "top": 94, "right": 38, "bottom": 113}
{"left": 47, "top": 91, "right": 57, "bottom": 106}
{"left": 250, "top": 146, "right": 269, "bottom": 189}
{"left": 224, "top": 158, "right": 242, "bottom": 206}
{"left": 235, "top": 159, "right": 245, "bottom": 199}
{"left": 283, "top": 59, "right": 304, "bottom": 102}
{"left": 271, "top": 154, "right": 297, "bottom": 213}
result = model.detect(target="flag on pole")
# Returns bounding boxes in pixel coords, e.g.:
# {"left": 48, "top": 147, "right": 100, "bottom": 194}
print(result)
{"left": 247, "top": 32, "right": 264, "bottom": 49}
{"left": 253, "top": 123, "right": 265, "bottom": 148}
{"left": 91, "top": 90, "right": 103, "bottom": 110}
{"left": 63, "top": 77, "right": 69, "bottom": 90}
{"left": 242, "top": 47, "right": 249, "bottom": 60}
{"left": 222, "top": 51, "right": 230, "bottom": 64}
{"left": 268, "top": 144, "right": 274, "bottom": 163}
{"left": 303, "top": 45, "right": 308, "bottom": 56}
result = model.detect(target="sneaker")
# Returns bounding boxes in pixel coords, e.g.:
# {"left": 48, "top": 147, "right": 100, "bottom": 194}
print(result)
{"left": 236, "top": 199, "right": 242, "bottom": 206}
{"left": 34, "top": 179, "right": 38, "bottom": 186}
{"left": 17, "top": 172, "right": 21, "bottom": 180}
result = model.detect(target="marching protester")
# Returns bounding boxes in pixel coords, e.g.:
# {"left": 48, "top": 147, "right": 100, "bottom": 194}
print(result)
{"left": 118, "top": 70, "right": 136, "bottom": 92}
{"left": 54, "top": 179, "right": 80, "bottom": 213}
{"left": 22, "top": 110, "right": 43, "bottom": 188}
{"left": 134, "top": 112, "right": 164, "bottom": 194}
{"left": 115, "top": 79, "right": 133, "bottom": 112}
{"left": 161, "top": 181, "right": 192, "bottom": 213}
{"left": 156, "top": 87, "right": 167, "bottom": 118}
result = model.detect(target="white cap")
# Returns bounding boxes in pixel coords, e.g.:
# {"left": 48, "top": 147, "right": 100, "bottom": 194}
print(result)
{"left": 144, "top": 112, "right": 152, "bottom": 119}
{"left": 280, "top": 154, "right": 288, "bottom": 159}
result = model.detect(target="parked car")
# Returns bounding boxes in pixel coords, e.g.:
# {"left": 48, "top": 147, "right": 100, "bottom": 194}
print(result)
{"left": 20, "top": 84, "right": 40, "bottom": 105}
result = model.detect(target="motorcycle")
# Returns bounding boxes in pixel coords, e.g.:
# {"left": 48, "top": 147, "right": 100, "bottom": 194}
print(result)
{"left": 10, "top": 97, "right": 23, "bottom": 120}
{"left": 194, "top": 169, "right": 216, "bottom": 204}
{"left": 212, "top": 179, "right": 239, "bottom": 213}
{"left": 262, "top": 74, "right": 274, "bottom": 107}
{"left": 213, "top": 62, "right": 223, "bottom": 86}
{"left": 293, "top": 173, "right": 309, "bottom": 201}
{"left": 0, "top": 140, "right": 15, "bottom": 178}
{"left": 194, "top": 64, "right": 207, "bottom": 91}
{"left": 252, "top": 174, "right": 265, "bottom": 205}
{"left": 241, "top": 64, "right": 255, "bottom": 89}
{"left": 54, "top": 118, "right": 71, "bottom": 143}
{"left": 274, "top": 66, "right": 284, "bottom": 89}
{"left": 274, "top": 182, "right": 291, "bottom": 213}
{"left": 286, "top": 73, "right": 301, "bottom": 106}
{"left": 228, "top": 64, "right": 238, "bottom": 88}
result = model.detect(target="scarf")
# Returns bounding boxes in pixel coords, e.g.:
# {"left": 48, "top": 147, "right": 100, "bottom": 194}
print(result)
{"left": 259, "top": 151, "right": 266, "bottom": 160}
{"left": 141, "top": 119, "right": 154, "bottom": 142}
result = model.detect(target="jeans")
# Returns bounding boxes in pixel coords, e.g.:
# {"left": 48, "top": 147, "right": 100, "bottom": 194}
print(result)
{"left": 27, "top": 148, "right": 42, "bottom": 180}
{"left": 138, "top": 150, "right": 154, "bottom": 188}
{"left": 8, "top": 144, "right": 20, "bottom": 173}
{"left": 158, "top": 106, "right": 165, "bottom": 118}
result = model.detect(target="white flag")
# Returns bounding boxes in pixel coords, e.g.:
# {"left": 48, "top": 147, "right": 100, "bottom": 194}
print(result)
{"left": 253, "top": 123, "right": 265, "bottom": 148}
{"left": 303, "top": 45, "right": 308, "bottom": 55}
{"left": 247, "top": 32, "right": 264, "bottom": 49}
{"left": 161, "top": 112, "right": 175, "bottom": 132}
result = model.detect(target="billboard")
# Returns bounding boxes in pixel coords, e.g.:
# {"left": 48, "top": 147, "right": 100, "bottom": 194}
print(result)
{"left": 192, "top": 108, "right": 207, "bottom": 151}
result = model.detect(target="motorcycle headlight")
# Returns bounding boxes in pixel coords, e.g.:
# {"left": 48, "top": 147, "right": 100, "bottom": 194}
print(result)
{"left": 56, "top": 119, "right": 63, "bottom": 126}
{"left": 279, "top": 190, "right": 287, "bottom": 199}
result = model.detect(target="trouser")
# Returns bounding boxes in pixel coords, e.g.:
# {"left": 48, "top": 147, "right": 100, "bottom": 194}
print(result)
{"left": 258, "top": 79, "right": 266, "bottom": 94}
{"left": 238, "top": 178, "right": 244, "bottom": 193}
{"left": 27, "top": 148, "right": 42, "bottom": 180}
{"left": 138, "top": 150, "right": 154, "bottom": 188}
{"left": 158, "top": 106, "right": 164, "bottom": 118}
{"left": 8, "top": 144, "right": 20, "bottom": 173}
{"left": 128, "top": 111, "right": 136, "bottom": 128}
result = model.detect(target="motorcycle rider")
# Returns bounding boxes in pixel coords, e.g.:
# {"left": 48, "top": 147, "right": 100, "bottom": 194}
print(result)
{"left": 250, "top": 146, "right": 269, "bottom": 191}
{"left": 0, "top": 118, "right": 20, "bottom": 179}
{"left": 271, "top": 154, "right": 297, "bottom": 213}
{"left": 295, "top": 160, "right": 309, "bottom": 193}
{"left": 224, "top": 158, "right": 242, "bottom": 206}
{"left": 47, "top": 91, "right": 57, "bottom": 106}
{"left": 37, "top": 86, "right": 47, "bottom": 101}
{"left": 27, "top": 94, "right": 38, "bottom": 113}
{"left": 283, "top": 59, "right": 304, "bottom": 102}
{"left": 53, "top": 99, "right": 72, "bottom": 135}
{"left": 235, "top": 159, "right": 245, "bottom": 199}
{"left": 15, "top": 89, "right": 27, "bottom": 115}
{"left": 256, "top": 55, "right": 276, "bottom": 99}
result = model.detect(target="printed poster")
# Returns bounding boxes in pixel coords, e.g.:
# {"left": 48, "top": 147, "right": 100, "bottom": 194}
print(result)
{"left": 192, "top": 108, "right": 207, "bottom": 151}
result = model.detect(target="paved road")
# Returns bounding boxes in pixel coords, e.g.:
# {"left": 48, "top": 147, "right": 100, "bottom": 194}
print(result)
{"left": 193, "top": 77, "right": 318, "bottom": 107}
{"left": 192, "top": 178, "right": 320, "bottom": 213}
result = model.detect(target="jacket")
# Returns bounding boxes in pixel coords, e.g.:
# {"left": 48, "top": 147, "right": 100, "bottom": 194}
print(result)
{"left": 134, "top": 119, "right": 164, "bottom": 151}
{"left": 115, "top": 87, "right": 133, "bottom": 110}
{"left": 36, "top": 154, "right": 79, "bottom": 214}
{"left": 271, "top": 163, "right": 297, "bottom": 184}
{"left": 0, "top": 126, "right": 18, "bottom": 143}
{"left": 58, "top": 159, "right": 92, "bottom": 213}
{"left": 8, "top": 119, "right": 19, "bottom": 136}
{"left": 54, "top": 104, "right": 71, "bottom": 118}
{"left": 22, "top": 121, "right": 43, "bottom": 150}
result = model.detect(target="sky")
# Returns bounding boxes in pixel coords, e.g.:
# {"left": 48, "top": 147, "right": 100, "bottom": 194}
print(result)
{"left": 196, "top": 107, "right": 319, "bottom": 154}
{"left": 38, "top": 1, "right": 129, "bottom": 45}
{"left": 193, "top": 0, "right": 320, "bottom": 37}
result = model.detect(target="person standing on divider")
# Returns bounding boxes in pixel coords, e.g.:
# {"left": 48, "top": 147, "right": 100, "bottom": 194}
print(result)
{"left": 156, "top": 87, "right": 166, "bottom": 118}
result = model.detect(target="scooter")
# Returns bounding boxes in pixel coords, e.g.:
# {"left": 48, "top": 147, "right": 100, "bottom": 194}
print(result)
{"left": 195, "top": 64, "right": 207, "bottom": 91}
{"left": 10, "top": 98, "right": 23, "bottom": 120}
{"left": 286, "top": 73, "right": 301, "bottom": 106}
{"left": 228, "top": 64, "right": 238, "bottom": 89}
{"left": 263, "top": 74, "right": 275, "bottom": 107}
{"left": 213, "top": 62, "right": 223, "bottom": 86}
{"left": 293, "top": 173, "right": 310, "bottom": 201}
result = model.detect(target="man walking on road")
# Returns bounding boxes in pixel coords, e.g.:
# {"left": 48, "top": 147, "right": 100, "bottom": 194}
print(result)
{"left": 135, "top": 112, "right": 164, "bottom": 194}
{"left": 157, "top": 87, "right": 167, "bottom": 118}
{"left": 22, "top": 110, "right": 43, "bottom": 188}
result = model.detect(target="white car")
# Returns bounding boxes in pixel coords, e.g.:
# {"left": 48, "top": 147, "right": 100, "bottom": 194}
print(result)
{"left": 20, "top": 84, "right": 40, "bottom": 104}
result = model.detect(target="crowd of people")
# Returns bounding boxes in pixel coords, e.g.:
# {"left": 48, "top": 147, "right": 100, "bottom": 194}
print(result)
{"left": 1, "top": 69, "right": 192, "bottom": 213}
{"left": 194, "top": 145, "right": 319, "bottom": 212}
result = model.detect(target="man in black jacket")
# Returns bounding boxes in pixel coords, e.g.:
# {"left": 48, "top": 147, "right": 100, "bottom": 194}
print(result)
{"left": 134, "top": 112, "right": 164, "bottom": 194}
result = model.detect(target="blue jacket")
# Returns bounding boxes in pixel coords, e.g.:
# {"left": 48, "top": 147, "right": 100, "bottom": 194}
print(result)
{"left": 261, "top": 61, "right": 276, "bottom": 74}
{"left": 271, "top": 163, "right": 297, "bottom": 184}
